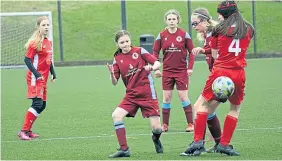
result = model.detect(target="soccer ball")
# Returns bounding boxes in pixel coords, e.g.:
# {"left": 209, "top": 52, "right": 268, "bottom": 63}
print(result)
{"left": 212, "top": 76, "right": 235, "bottom": 99}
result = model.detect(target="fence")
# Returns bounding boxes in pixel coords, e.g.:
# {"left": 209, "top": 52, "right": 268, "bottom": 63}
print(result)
{"left": 1, "top": 1, "right": 282, "bottom": 66}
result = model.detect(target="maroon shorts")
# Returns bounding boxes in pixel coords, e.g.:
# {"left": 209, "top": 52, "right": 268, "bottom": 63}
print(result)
{"left": 162, "top": 72, "right": 188, "bottom": 90}
{"left": 118, "top": 97, "right": 160, "bottom": 118}
{"left": 202, "top": 67, "right": 246, "bottom": 105}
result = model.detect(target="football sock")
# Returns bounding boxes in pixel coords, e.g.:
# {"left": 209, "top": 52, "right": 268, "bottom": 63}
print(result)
{"left": 182, "top": 100, "right": 193, "bottom": 124}
{"left": 162, "top": 103, "right": 171, "bottom": 125}
{"left": 152, "top": 128, "right": 162, "bottom": 140}
{"left": 194, "top": 112, "right": 208, "bottom": 142}
{"left": 114, "top": 121, "right": 128, "bottom": 150}
{"left": 220, "top": 115, "right": 238, "bottom": 146}
{"left": 22, "top": 107, "right": 39, "bottom": 132}
{"left": 207, "top": 113, "right": 222, "bottom": 145}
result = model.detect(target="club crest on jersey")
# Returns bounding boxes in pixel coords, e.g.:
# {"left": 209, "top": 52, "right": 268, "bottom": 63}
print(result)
{"left": 165, "top": 37, "right": 168, "bottom": 41}
{"left": 176, "top": 36, "right": 182, "bottom": 42}
{"left": 132, "top": 52, "right": 139, "bottom": 59}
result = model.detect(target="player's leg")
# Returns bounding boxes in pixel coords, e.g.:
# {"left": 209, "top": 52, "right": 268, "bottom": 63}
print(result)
{"left": 177, "top": 90, "right": 194, "bottom": 132}
{"left": 161, "top": 75, "right": 175, "bottom": 132}
{"left": 140, "top": 99, "right": 163, "bottom": 153}
{"left": 109, "top": 98, "right": 136, "bottom": 158}
{"left": 193, "top": 95, "right": 222, "bottom": 153}
{"left": 28, "top": 85, "right": 48, "bottom": 139}
{"left": 149, "top": 116, "right": 163, "bottom": 153}
{"left": 18, "top": 83, "right": 45, "bottom": 140}
{"left": 181, "top": 68, "right": 221, "bottom": 156}
{"left": 175, "top": 74, "right": 193, "bottom": 132}
{"left": 216, "top": 69, "right": 245, "bottom": 156}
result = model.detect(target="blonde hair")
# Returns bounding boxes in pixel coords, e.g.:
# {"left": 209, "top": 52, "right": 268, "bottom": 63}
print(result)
{"left": 192, "top": 8, "right": 218, "bottom": 42}
{"left": 24, "top": 16, "right": 49, "bottom": 51}
{"left": 164, "top": 9, "right": 181, "bottom": 24}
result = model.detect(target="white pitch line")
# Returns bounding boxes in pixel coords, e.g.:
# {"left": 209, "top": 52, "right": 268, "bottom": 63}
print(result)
{"left": 3, "top": 127, "right": 281, "bottom": 143}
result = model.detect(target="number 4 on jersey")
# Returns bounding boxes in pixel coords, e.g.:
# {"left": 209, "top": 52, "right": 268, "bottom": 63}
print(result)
{"left": 228, "top": 39, "right": 241, "bottom": 56}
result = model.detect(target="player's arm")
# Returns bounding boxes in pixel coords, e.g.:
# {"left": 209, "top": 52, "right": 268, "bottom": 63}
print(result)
{"left": 152, "top": 33, "right": 162, "bottom": 61}
{"left": 50, "top": 63, "right": 56, "bottom": 81}
{"left": 107, "top": 58, "right": 120, "bottom": 86}
{"left": 24, "top": 45, "right": 42, "bottom": 79}
{"left": 185, "top": 32, "right": 195, "bottom": 70}
{"left": 141, "top": 48, "right": 161, "bottom": 71}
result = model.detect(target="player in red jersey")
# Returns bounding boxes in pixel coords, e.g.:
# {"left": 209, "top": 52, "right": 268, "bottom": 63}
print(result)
{"left": 190, "top": 8, "right": 222, "bottom": 153}
{"left": 107, "top": 30, "right": 163, "bottom": 158}
{"left": 18, "top": 16, "right": 56, "bottom": 140}
{"left": 182, "top": 1, "right": 254, "bottom": 156}
{"left": 153, "top": 9, "right": 195, "bottom": 132}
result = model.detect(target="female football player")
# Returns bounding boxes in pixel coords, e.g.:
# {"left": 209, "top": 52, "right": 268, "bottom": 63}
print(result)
{"left": 182, "top": 0, "right": 254, "bottom": 156}
{"left": 190, "top": 8, "right": 222, "bottom": 153}
{"left": 152, "top": 9, "right": 195, "bottom": 132}
{"left": 18, "top": 16, "right": 56, "bottom": 140}
{"left": 107, "top": 30, "right": 163, "bottom": 158}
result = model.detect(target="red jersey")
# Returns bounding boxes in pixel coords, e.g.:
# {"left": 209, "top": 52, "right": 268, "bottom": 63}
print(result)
{"left": 112, "top": 47, "right": 158, "bottom": 100}
{"left": 153, "top": 28, "right": 194, "bottom": 76}
{"left": 203, "top": 32, "right": 215, "bottom": 72}
{"left": 210, "top": 27, "right": 253, "bottom": 69}
{"left": 25, "top": 38, "right": 53, "bottom": 85}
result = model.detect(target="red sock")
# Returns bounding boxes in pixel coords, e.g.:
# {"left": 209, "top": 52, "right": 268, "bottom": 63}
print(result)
{"left": 162, "top": 108, "right": 170, "bottom": 125}
{"left": 22, "top": 108, "right": 38, "bottom": 131}
{"left": 220, "top": 115, "right": 238, "bottom": 146}
{"left": 194, "top": 112, "right": 208, "bottom": 142}
{"left": 207, "top": 114, "right": 222, "bottom": 144}
{"left": 183, "top": 104, "right": 193, "bottom": 124}
{"left": 114, "top": 121, "right": 128, "bottom": 150}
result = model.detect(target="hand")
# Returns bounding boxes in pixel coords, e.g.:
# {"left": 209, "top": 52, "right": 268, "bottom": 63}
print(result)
{"left": 37, "top": 76, "right": 44, "bottom": 81}
{"left": 192, "top": 47, "right": 204, "bottom": 55}
{"left": 143, "top": 64, "right": 153, "bottom": 71}
{"left": 107, "top": 63, "right": 114, "bottom": 74}
{"left": 154, "top": 70, "right": 162, "bottom": 78}
{"left": 187, "top": 69, "right": 193, "bottom": 76}
{"left": 50, "top": 75, "right": 56, "bottom": 83}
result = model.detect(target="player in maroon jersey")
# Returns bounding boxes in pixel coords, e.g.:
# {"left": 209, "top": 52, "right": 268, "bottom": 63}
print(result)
{"left": 18, "top": 16, "right": 56, "bottom": 140}
{"left": 182, "top": 1, "right": 254, "bottom": 156}
{"left": 152, "top": 9, "right": 195, "bottom": 132}
{"left": 190, "top": 8, "right": 222, "bottom": 153}
{"left": 107, "top": 30, "right": 163, "bottom": 158}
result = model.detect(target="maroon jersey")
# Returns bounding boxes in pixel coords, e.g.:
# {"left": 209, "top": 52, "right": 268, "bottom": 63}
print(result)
{"left": 203, "top": 32, "right": 215, "bottom": 72}
{"left": 210, "top": 27, "right": 253, "bottom": 69}
{"left": 153, "top": 28, "right": 194, "bottom": 76}
{"left": 112, "top": 47, "right": 158, "bottom": 100}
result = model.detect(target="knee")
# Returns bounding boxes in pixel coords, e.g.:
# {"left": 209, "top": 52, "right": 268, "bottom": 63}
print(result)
{"left": 112, "top": 110, "right": 124, "bottom": 122}
{"left": 31, "top": 98, "right": 44, "bottom": 114}
{"left": 163, "top": 93, "right": 172, "bottom": 103}
{"left": 151, "top": 118, "right": 162, "bottom": 129}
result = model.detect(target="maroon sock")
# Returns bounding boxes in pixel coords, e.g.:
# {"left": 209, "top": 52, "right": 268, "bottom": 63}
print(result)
{"left": 162, "top": 108, "right": 171, "bottom": 126}
{"left": 207, "top": 114, "right": 222, "bottom": 145}
{"left": 183, "top": 104, "right": 193, "bottom": 124}
{"left": 220, "top": 115, "right": 238, "bottom": 146}
{"left": 194, "top": 112, "right": 208, "bottom": 142}
{"left": 114, "top": 121, "right": 128, "bottom": 150}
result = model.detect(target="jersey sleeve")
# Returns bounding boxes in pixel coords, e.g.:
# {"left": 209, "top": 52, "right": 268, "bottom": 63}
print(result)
{"left": 203, "top": 35, "right": 212, "bottom": 55}
{"left": 152, "top": 33, "right": 161, "bottom": 60}
{"left": 25, "top": 43, "right": 36, "bottom": 58}
{"left": 185, "top": 32, "right": 195, "bottom": 70}
{"left": 141, "top": 47, "right": 157, "bottom": 64}
{"left": 112, "top": 58, "right": 120, "bottom": 80}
